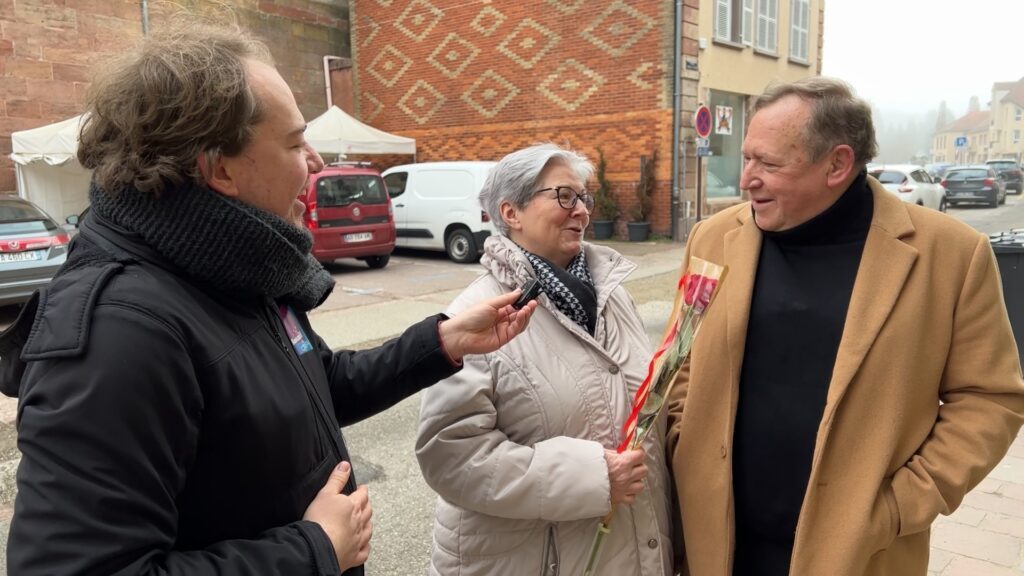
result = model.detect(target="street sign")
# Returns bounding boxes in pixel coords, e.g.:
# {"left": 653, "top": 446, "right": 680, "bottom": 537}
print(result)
{"left": 695, "top": 137, "right": 709, "bottom": 148}
{"left": 955, "top": 136, "right": 968, "bottom": 149}
{"left": 696, "top": 147, "right": 713, "bottom": 157}
{"left": 694, "top": 105, "right": 712, "bottom": 138}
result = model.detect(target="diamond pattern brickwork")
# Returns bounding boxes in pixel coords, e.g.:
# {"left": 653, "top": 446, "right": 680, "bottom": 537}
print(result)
{"left": 354, "top": 0, "right": 679, "bottom": 236}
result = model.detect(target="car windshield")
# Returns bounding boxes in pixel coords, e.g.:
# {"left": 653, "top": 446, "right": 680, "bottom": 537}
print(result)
{"left": 0, "top": 201, "right": 56, "bottom": 234}
{"left": 869, "top": 170, "right": 907, "bottom": 185}
{"left": 946, "top": 169, "right": 989, "bottom": 179}
{"left": 316, "top": 175, "right": 388, "bottom": 206}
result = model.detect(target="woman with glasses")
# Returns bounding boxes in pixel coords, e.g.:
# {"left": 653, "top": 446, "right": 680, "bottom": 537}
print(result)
{"left": 416, "top": 143, "right": 673, "bottom": 576}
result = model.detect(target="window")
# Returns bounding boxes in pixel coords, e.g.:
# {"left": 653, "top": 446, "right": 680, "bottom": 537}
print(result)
{"left": 1016, "top": 107, "right": 1023, "bottom": 122}
{"left": 716, "top": 0, "right": 754, "bottom": 44}
{"left": 742, "top": 0, "right": 754, "bottom": 44}
{"left": 1015, "top": 130, "right": 1021, "bottom": 144}
{"left": 383, "top": 172, "right": 408, "bottom": 198}
{"left": 756, "top": 0, "right": 778, "bottom": 53}
{"left": 317, "top": 175, "right": 388, "bottom": 207}
{"left": 706, "top": 90, "right": 746, "bottom": 200}
{"left": 789, "top": 0, "right": 809, "bottom": 61}
{"left": 870, "top": 170, "right": 908, "bottom": 185}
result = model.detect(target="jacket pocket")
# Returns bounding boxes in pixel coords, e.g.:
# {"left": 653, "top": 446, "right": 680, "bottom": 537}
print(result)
{"left": 540, "top": 524, "right": 559, "bottom": 576}
{"left": 871, "top": 479, "right": 900, "bottom": 553}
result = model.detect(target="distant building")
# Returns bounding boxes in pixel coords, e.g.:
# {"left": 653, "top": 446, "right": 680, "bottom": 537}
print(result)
{"left": 988, "top": 78, "right": 1024, "bottom": 163}
{"left": 933, "top": 110, "right": 991, "bottom": 165}
{"left": 933, "top": 77, "right": 1024, "bottom": 166}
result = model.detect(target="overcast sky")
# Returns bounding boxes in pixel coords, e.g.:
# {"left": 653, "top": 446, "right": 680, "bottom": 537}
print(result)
{"left": 821, "top": 0, "right": 1024, "bottom": 119}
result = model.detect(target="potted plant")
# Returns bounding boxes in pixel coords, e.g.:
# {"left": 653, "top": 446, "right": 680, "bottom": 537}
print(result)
{"left": 590, "top": 148, "right": 618, "bottom": 240}
{"left": 628, "top": 150, "right": 656, "bottom": 242}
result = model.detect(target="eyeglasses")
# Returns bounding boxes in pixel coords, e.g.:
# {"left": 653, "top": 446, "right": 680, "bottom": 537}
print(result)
{"left": 534, "top": 186, "right": 594, "bottom": 211}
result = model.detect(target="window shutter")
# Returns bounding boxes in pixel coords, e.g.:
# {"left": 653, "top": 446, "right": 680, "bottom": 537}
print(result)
{"left": 742, "top": 0, "right": 754, "bottom": 45}
{"left": 715, "top": 0, "right": 732, "bottom": 40}
{"left": 789, "top": 0, "right": 809, "bottom": 60}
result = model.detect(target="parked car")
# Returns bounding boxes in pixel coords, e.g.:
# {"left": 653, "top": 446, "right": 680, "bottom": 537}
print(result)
{"left": 867, "top": 164, "right": 947, "bottom": 211}
{"left": 941, "top": 165, "right": 1007, "bottom": 208}
{"left": 381, "top": 161, "right": 496, "bottom": 263}
{"left": 0, "top": 195, "right": 70, "bottom": 306}
{"left": 985, "top": 159, "right": 1022, "bottom": 194}
{"left": 299, "top": 162, "right": 395, "bottom": 269}
{"left": 925, "top": 162, "right": 954, "bottom": 180}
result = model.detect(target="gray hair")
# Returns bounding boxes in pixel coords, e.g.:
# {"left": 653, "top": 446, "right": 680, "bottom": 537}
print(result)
{"left": 480, "top": 143, "right": 594, "bottom": 235}
{"left": 752, "top": 76, "right": 878, "bottom": 168}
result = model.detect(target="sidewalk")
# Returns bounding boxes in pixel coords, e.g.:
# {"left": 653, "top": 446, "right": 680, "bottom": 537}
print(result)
{"left": 929, "top": 430, "right": 1024, "bottom": 575}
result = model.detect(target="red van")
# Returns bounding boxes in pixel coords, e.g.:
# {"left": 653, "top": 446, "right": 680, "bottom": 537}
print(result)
{"left": 299, "top": 162, "right": 396, "bottom": 268}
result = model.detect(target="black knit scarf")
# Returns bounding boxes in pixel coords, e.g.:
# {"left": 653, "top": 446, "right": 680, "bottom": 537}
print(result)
{"left": 521, "top": 248, "right": 597, "bottom": 335}
{"left": 88, "top": 180, "right": 334, "bottom": 311}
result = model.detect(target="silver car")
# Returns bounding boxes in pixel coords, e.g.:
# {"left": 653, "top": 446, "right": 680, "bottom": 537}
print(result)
{"left": 0, "top": 196, "right": 70, "bottom": 306}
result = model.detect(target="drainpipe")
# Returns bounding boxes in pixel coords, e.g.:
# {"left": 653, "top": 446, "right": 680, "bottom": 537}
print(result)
{"left": 140, "top": 0, "right": 149, "bottom": 35}
{"left": 323, "top": 55, "right": 343, "bottom": 111}
{"left": 670, "top": 0, "right": 683, "bottom": 241}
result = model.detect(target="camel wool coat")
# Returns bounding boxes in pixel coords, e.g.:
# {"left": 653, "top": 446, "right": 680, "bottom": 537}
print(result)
{"left": 667, "top": 178, "right": 1024, "bottom": 576}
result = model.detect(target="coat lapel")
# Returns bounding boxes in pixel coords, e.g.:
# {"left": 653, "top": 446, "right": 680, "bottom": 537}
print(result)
{"left": 821, "top": 180, "right": 918, "bottom": 429}
{"left": 723, "top": 209, "right": 762, "bottom": 414}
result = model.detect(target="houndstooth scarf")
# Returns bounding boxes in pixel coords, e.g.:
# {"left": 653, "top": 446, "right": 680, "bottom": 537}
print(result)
{"left": 521, "top": 248, "right": 597, "bottom": 335}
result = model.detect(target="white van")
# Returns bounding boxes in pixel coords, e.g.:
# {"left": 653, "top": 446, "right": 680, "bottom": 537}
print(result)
{"left": 381, "top": 161, "right": 497, "bottom": 263}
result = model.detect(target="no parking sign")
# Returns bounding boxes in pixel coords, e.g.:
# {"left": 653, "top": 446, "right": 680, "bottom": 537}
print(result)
{"left": 694, "top": 105, "right": 712, "bottom": 139}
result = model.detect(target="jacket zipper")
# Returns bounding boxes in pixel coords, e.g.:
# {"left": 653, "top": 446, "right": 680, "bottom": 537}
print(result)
{"left": 262, "top": 300, "right": 346, "bottom": 462}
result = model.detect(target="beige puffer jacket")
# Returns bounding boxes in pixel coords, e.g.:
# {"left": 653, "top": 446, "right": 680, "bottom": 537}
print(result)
{"left": 416, "top": 235, "right": 673, "bottom": 576}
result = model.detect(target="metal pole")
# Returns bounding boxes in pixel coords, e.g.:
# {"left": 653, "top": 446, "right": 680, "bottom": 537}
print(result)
{"left": 140, "top": 0, "right": 149, "bottom": 36}
{"left": 696, "top": 154, "right": 703, "bottom": 223}
{"left": 670, "top": 0, "right": 682, "bottom": 241}
{"left": 323, "top": 56, "right": 338, "bottom": 112}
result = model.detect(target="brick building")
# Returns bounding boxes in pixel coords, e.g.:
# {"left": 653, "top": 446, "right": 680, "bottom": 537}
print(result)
{"left": 350, "top": 0, "right": 692, "bottom": 238}
{"left": 0, "top": 0, "right": 349, "bottom": 195}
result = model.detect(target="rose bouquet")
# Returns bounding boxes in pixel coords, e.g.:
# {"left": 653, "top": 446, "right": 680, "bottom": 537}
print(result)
{"left": 581, "top": 256, "right": 726, "bottom": 576}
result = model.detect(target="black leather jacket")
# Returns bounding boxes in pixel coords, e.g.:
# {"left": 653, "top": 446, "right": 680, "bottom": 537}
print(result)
{"left": 2, "top": 214, "right": 458, "bottom": 575}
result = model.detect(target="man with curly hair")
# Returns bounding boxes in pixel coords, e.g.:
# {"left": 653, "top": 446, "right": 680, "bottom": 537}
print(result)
{"left": 1, "top": 20, "right": 536, "bottom": 576}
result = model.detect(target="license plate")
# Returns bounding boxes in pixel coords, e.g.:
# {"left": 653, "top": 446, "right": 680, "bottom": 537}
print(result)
{"left": 0, "top": 251, "right": 41, "bottom": 263}
{"left": 343, "top": 232, "right": 373, "bottom": 243}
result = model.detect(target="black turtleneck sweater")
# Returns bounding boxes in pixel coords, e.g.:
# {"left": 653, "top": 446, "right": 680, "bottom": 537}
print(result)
{"left": 732, "top": 172, "right": 873, "bottom": 576}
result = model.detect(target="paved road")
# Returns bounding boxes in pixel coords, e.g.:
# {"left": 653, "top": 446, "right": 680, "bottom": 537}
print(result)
{"left": 0, "top": 196, "right": 1022, "bottom": 574}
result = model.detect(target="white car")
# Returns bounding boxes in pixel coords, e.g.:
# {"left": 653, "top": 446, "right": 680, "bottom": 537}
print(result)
{"left": 382, "top": 162, "right": 496, "bottom": 263}
{"left": 868, "top": 164, "right": 947, "bottom": 212}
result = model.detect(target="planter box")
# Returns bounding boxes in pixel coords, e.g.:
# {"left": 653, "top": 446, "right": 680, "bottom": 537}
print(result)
{"left": 627, "top": 221, "right": 650, "bottom": 242}
{"left": 591, "top": 220, "right": 614, "bottom": 240}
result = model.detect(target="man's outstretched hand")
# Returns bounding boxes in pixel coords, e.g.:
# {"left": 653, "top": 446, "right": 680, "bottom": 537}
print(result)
{"left": 439, "top": 290, "right": 539, "bottom": 361}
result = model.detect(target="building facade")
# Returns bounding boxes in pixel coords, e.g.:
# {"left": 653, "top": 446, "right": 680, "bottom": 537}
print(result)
{"left": 988, "top": 79, "right": 1024, "bottom": 163}
{"left": 696, "top": 0, "right": 823, "bottom": 217}
{"left": 932, "top": 111, "right": 990, "bottom": 165}
{"left": 932, "top": 78, "right": 1024, "bottom": 167}
{"left": 0, "top": 0, "right": 349, "bottom": 194}
{"left": 351, "top": 0, "right": 689, "bottom": 238}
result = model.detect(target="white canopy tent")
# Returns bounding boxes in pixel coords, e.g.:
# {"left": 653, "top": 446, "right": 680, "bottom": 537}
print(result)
{"left": 305, "top": 106, "right": 416, "bottom": 158}
{"left": 8, "top": 107, "right": 416, "bottom": 222}
{"left": 10, "top": 114, "right": 92, "bottom": 223}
